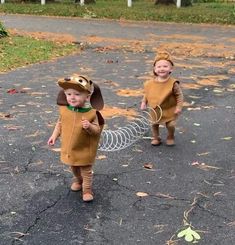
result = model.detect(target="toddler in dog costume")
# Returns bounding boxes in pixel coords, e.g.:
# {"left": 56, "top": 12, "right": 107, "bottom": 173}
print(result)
{"left": 140, "top": 51, "right": 183, "bottom": 146}
{"left": 48, "top": 74, "right": 104, "bottom": 202}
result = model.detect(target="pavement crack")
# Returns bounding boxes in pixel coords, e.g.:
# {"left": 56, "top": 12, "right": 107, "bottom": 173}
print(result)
{"left": 11, "top": 193, "right": 64, "bottom": 244}
{"left": 196, "top": 202, "right": 233, "bottom": 223}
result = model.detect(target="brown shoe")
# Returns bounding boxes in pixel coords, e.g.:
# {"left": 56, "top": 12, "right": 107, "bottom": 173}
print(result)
{"left": 70, "top": 179, "right": 82, "bottom": 192}
{"left": 151, "top": 137, "right": 161, "bottom": 146}
{"left": 166, "top": 137, "right": 175, "bottom": 146}
{"left": 83, "top": 192, "right": 94, "bottom": 202}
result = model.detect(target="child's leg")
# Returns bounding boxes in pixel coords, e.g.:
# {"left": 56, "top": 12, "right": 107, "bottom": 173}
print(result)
{"left": 70, "top": 166, "right": 82, "bottom": 191}
{"left": 166, "top": 120, "right": 176, "bottom": 146}
{"left": 151, "top": 124, "right": 161, "bottom": 146}
{"left": 80, "top": 165, "right": 93, "bottom": 202}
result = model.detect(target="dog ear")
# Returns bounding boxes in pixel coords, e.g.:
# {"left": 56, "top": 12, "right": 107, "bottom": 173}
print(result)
{"left": 90, "top": 83, "right": 104, "bottom": 111}
{"left": 96, "top": 111, "right": 105, "bottom": 126}
{"left": 57, "top": 89, "right": 68, "bottom": 106}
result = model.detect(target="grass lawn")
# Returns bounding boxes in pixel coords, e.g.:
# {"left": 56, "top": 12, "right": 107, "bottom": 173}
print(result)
{"left": 0, "top": 1, "right": 234, "bottom": 25}
{"left": 0, "top": 34, "right": 78, "bottom": 72}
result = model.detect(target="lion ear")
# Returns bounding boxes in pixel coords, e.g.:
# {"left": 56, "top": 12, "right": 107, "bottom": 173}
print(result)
{"left": 57, "top": 89, "right": 69, "bottom": 106}
{"left": 90, "top": 83, "right": 104, "bottom": 111}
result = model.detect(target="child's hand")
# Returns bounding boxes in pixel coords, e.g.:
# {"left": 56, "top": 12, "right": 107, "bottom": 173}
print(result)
{"left": 140, "top": 101, "right": 147, "bottom": 110}
{"left": 82, "top": 117, "right": 91, "bottom": 130}
{"left": 47, "top": 136, "right": 56, "bottom": 146}
{"left": 174, "top": 107, "right": 182, "bottom": 116}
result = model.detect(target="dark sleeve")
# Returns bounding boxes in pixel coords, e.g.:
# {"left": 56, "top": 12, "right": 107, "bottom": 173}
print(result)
{"left": 173, "top": 82, "right": 183, "bottom": 109}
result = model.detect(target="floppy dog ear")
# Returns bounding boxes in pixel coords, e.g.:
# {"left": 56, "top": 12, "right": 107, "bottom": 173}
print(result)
{"left": 90, "top": 82, "right": 104, "bottom": 111}
{"left": 56, "top": 82, "right": 104, "bottom": 110}
{"left": 57, "top": 89, "right": 68, "bottom": 106}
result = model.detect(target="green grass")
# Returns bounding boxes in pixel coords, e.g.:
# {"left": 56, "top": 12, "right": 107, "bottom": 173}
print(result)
{"left": 0, "top": 35, "right": 78, "bottom": 72}
{"left": 0, "top": 1, "right": 234, "bottom": 25}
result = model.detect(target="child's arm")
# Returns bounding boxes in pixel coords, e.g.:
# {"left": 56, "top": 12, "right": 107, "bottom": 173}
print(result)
{"left": 47, "top": 119, "right": 61, "bottom": 146}
{"left": 82, "top": 116, "right": 101, "bottom": 135}
{"left": 140, "top": 95, "right": 147, "bottom": 110}
{"left": 173, "top": 82, "right": 183, "bottom": 115}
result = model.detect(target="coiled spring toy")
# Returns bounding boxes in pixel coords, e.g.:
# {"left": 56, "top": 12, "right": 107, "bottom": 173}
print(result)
{"left": 99, "top": 106, "right": 162, "bottom": 151}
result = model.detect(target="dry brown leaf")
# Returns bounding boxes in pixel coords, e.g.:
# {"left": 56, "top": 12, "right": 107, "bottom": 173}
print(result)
{"left": 136, "top": 192, "right": 149, "bottom": 197}
{"left": 143, "top": 163, "right": 153, "bottom": 169}
{"left": 213, "top": 192, "right": 225, "bottom": 197}
{"left": 191, "top": 161, "right": 220, "bottom": 171}
{"left": 96, "top": 155, "right": 107, "bottom": 160}
{"left": 197, "top": 152, "right": 210, "bottom": 156}
{"left": 25, "top": 130, "right": 40, "bottom": 138}
{"left": 227, "top": 221, "right": 235, "bottom": 227}
{"left": 0, "top": 113, "right": 11, "bottom": 118}
{"left": 51, "top": 148, "right": 61, "bottom": 152}
{"left": 155, "top": 192, "right": 175, "bottom": 199}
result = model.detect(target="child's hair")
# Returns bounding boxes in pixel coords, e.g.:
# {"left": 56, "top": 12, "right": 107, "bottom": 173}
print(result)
{"left": 153, "top": 51, "right": 174, "bottom": 76}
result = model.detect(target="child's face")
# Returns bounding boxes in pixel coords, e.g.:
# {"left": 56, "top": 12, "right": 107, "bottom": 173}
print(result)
{"left": 64, "top": 88, "right": 90, "bottom": 107}
{"left": 154, "top": 60, "right": 173, "bottom": 78}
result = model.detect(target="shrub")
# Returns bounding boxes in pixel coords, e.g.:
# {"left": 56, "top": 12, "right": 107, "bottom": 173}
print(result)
{"left": 181, "top": 0, "right": 192, "bottom": 6}
{"left": 0, "top": 22, "right": 8, "bottom": 38}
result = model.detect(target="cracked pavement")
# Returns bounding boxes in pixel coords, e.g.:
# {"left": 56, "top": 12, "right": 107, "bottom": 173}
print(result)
{"left": 0, "top": 14, "right": 235, "bottom": 245}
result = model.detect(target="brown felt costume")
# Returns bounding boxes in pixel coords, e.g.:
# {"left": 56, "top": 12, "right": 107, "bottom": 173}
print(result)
{"left": 142, "top": 51, "right": 183, "bottom": 145}
{"left": 143, "top": 77, "right": 183, "bottom": 124}
{"left": 51, "top": 74, "right": 104, "bottom": 201}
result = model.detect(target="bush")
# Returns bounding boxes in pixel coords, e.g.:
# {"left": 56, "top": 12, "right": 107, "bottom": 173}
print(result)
{"left": 0, "top": 22, "right": 8, "bottom": 38}
{"left": 181, "top": 0, "right": 192, "bottom": 6}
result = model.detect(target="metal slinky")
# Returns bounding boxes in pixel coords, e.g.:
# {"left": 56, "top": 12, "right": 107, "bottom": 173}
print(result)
{"left": 98, "top": 106, "right": 162, "bottom": 151}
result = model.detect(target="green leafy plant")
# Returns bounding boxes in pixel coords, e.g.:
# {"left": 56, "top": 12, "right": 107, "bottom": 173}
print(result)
{"left": 177, "top": 226, "right": 201, "bottom": 243}
{"left": 0, "top": 22, "right": 8, "bottom": 38}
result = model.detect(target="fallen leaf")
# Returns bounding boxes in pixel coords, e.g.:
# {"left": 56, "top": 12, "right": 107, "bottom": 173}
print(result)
{"left": 96, "top": 155, "right": 107, "bottom": 160}
{"left": 136, "top": 192, "right": 149, "bottom": 197}
{"left": 52, "top": 148, "right": 61, "bottom": 152}
{"left": 155, "top": 192, "right": 175, "bottom": 199}
{"left": 191, "top": 161, "right": 200, "bottom": 166}
{"left": 213, "top": 88, "right": 223, "bottom": 93}
{"left": 143, "top": 163, "right": 153, "bottom": 169}
{"left": 191, "top": 161, "right": 220, "bottom": 171}
{"left": 213, "top": 192, "right": 225, "bottom": 197}
{"left": 7, "top": 88, "right": 18, "bottom": 94}
{"left": 221, "top": 137, "right": 232, "bottom": 141}
{"left": 132, "top": 148, "right": 143, "bottom": 152}
{"left": 197, "top": 152, "right": 210, "bottom": 156}
{"left": 187, "top": 107, "right": 201, "bottom": 111}
{"left": 227, "top": 221, "right": 235, "bottom": 227}
{"left": 6, "top": 126, "right": 21, "bottom": 131}
{"left": 0, "top": 113, "right": 11, "bottom": 118}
